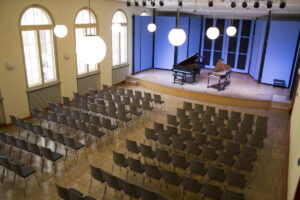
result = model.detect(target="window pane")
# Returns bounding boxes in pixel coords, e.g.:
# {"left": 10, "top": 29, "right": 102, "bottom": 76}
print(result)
{"left": 228, "top": 37, "right": 237, "bottom": 52}
{"left": 22, "top": 31, "right": 42, "bottom": 87}
{"left": 75, "top": 9, "right": 96, "bottom": 24}
{"left": 216, "top": 19, "right": 225, "bottom": 35}
{"left": 239, "top": 38, "right": 249, "bottom": 54}
{"left": 21, "top": 8, "right": 51, "bottom": 25}
{"left": 112, "top": 11, "right": 127, "bottom": 24}
{"left": 203, "top": 50, "right": 211, "bottom": 66}
{"left": 120, "top": 26, "right": 127, "bottom": 64}
{"left": 214, "top": 36, "right": 223, "bottom": 51}
{"left": 241, "top": 20, "right": 251, "bottom": 37}
{"left": 75, "top": 28, "right": 97, "bottom": 74}
{"left": 237, "top": 54, "right": 247, "bottom": 70}
{"left": 213, "top": 51, "right": 222, "bottom": 66}
{"left": 39, "top": 30, "right": 56, "bottom": 83}
{"left": 227, "top": 53, "right": 236, "bottom": 68}
{"left": 112, "top": 29, "right": 120, "bottom": 66}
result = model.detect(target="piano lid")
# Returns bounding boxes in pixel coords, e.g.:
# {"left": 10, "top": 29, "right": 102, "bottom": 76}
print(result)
{"left": 177, "top": 53, "right": 204, "bottom": 65}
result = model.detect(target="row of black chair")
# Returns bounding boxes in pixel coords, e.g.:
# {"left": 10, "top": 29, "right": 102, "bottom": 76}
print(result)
{"left": 56, "top": 184, "right": 96, "bottom": 200}
{"left": 111, "top": 151, "right": 245, "bottom": 200}
{"left": 89, "top": 164, "right": 167, "bottom": 200}
{"left": 0, "top": 153, "right": 40, "bottom": 196}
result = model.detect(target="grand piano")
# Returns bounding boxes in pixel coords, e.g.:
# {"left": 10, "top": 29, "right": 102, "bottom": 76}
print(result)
{"left": 172, "top": 53, "right": 205, "bottom": 84}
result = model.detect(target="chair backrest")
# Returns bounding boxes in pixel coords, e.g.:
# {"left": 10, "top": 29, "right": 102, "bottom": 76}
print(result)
{"left": 187, "top": 140, "right": 201, "bottom": 154}
{"left": 71, "top": 110, "right": 80, "bottom": 120}
{"left": 89, "top": 115, "right": 101, "bottom": 127}
{"left": 230, "top": 111, "right": 242, "bottom": 122}
{"left": 203, "top": 146, "right": 218, "bottom": 160}
{"left": 142, "top": 100, "right": 151, "bottom": 110}
{"left": 158, "top": 133, "right": 171, "bottom": 146}
{"left": 145, "top": 128, "right": 157, "bottom": 140}
{"left": 0, "top": 132, "right": 7, "bottom": 143}
{"left": 39, "top": 109, "right": 48, "bottom": 120}
{"left": 201, "top": 113, "right": 211, "bottom": 124}
{"left": 102, "top": 118, "right": 112, "bottom": 129}
{"left": 89, "top": 124, "right": 100, "bottom": 137}
{"left": 78, "top": 121, "right": 88, "bottom": 133}
{"left": 62, "top": 107, "right": 71, "bottom": 116}
{"left": 181, "top": 129, "right": 192, "bottom": 140}
{"left": 9, "top": 162, "right": 23, "bottom": 177}
{"left": 31, "top": 108, "right": 40, "bottom": 118}
{"left": 17, "top": 118, "right": 25, "bottom": 129}
{"left": 41, "top": 147, "right": 54, "bottom": 161}
{"left": 128, "top": 157, "right": 144, "bottom": 173}
{"left": 225, "top": 141, "right": 240, "bottom": 156}
{"left": 195, "top": 133, "right": 207, "bottom": 145}
{"left": 129, "top": 105, "right": 138, "bottom": 115}
{"left": 123, "top": 181, "right": 141, "bottom": 199}
{"left": 123, "top": 96, "right": 131, "bottom": 105}
{"left": 144, "top": 92, "right": 152, "bottom": 101}
{"left": 119, "top": 87, "right": 126, "bottom": 96}
{"left": 206, "top": 106, "right": 216, "bottom": 116}
{"left": 156, "top": 148, "right": 170, "bottom": 163}
{"left": 166, "top": 125, "right": 178, "bottom": 136}
{"left": 182, "top": 176, "right": 202, "bottom": 193}
{"left": 88, "top": 96, "right": 95, "bottom": 104}
{"left": 126, "top": 139, "right": 139, "bottom": 154}
{"left": 135, "top": 90, "right": 143, "bottom": 99}
{"left": 90, "top": 165, "right": 106, "bottom": 183}
{"left": 54, "top": 132, "right": 65, "bottom": 145}
{"left": 114, "top": 94, "right": 122, "bottom": 103}
{"left": 106, "top": 173, "right": 123, "bottom": 191}
{"left": 183, "top": 102, "right": 192, "bottom": 111}
{"left": 154, "top": 122, "right": 164, "bottom": 133}
{"left": 0, "top": 156, "right": 12, "bottom": 170}
{"left": 7, "top": 135, "right": 17, "bottom": 146}
{"left": 47, "top": 112, "right": 57, "bottom": 122}
{"left": 218, "top": 109, "right": 228, "bottom": 118}
{"left": 102, "top": 84, "right": 109, "bottom": 91}
{"left": 127, "top": 89, "right": 134, "bottom": 97}
{"left": 206, "top": 124, "right": 217, "bottom": 136}
{"left": 65, "top": 137, "right": 76, "bottom": 149}
{"left": 208, "top": 166, "right": 226, "bottom": 182}
{"left": 80, "top": 112, "right": 89, "bottom": 123}
{"left": 17, "top": 139, "right": 29, "bottom": 151}
{"left": 145, "top": 163, "right": 161, "bottom": 179}
{"left": 56, "top": 184, "right": 70, "bottom": 200}
{"left": 28, "top": 143, "right": 41, "bottom": 156}
{"left": 140, "top": 144, "right": 153, "bottom": 158}
{"left": 163, "top": 169, "right": 182, "bottom": 186}
{"left": 113, "top": 151, "right": 128, "bottom": 167}
{"left": 88, "top": 88, "right": 96, "bottom": 96}
{"left": 67, "top": 117, "right": 78, "bottom": 130}
{"left": 153, "top": 94, "right": 162, "bottom": 104}
{"left": 192, "top": 121, "right": 204, "bottom": 132}
{"left": 96, "top": 99, "right": 106, "bottom": 107}
{"left": 172, "top": 154, "right": 188, "bottom": 169}
{"left": 118, "top": 111, "right": 127, "bottom": 121}
{"left": 190, "top": 159, "right": 206, "bottom": 176}
{"left": 167, "top": 114, "right": 177, "bottom": 126}
{"left": 58, "top": 114, "right": 68, "bottom": 126}
{"left": 172, "top": 136, "right": 185, "bottom": 150}
{"left": 194, "top": 104, "right": 204, "bottom": 113}
{"left": 43, "top": 128, "right": 54, "bottom": 140}
{"left": 177, "top": 108, "right": 186, "bottom": 118}
{"left": 25, "top": 121, "right": 34, "bottom": 131}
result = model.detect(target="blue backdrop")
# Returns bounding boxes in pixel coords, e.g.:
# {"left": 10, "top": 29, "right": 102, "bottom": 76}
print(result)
{"left": 261, "top": 20, "right": 300, "bottom": 85}
{"left": 154, "top": 16, "right": 176, "bottom": 70}
{"left": 188, "top": 17, "right": 202, "bottom": 57}
{"left": 177, "top": 17, "right": 190, "bottom": 63}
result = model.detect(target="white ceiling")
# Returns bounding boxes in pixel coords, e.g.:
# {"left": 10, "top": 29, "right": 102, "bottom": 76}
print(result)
{"left": 117, "top": 0, "right": 300, "bottom": 17}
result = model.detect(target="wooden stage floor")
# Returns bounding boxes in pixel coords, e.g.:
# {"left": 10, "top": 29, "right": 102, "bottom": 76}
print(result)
{"left": 131, "top": 69, "right": 289, "bottom": 103}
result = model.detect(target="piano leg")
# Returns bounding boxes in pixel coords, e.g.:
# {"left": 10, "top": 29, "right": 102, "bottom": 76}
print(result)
{"left": 192, "top": 74, "right": 196, "bottom": 84}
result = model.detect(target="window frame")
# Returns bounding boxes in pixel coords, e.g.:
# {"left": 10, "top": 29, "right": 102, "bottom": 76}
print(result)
{"left": 74, "top": 8, "right": 100, "bottom": 76}
{"left": 19, "top": 5, "right": 59, "bottom": 90}
{"left": 111, "top": 9, "right": 128, "bottom": 68}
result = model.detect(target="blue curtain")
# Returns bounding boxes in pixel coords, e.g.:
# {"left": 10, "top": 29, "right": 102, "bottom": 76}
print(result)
{"left": 133, "top": 16, "right": 141, "bottom": 73}
{"left": 261, "top": 20, "right": 300, "bottom": 85}
{"left": 154, "top": 16, "right": 176, "bottom": 70}
{"left": 177, "top": 17, "right": 190, "bottom": 63}
{"left": 188, "top": 17, "right": 202, "bottom": 57}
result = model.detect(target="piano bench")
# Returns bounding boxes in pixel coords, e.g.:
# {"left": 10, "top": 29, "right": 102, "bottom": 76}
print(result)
{"left": 172, "top": 73, "right": 185, "bottom": 85}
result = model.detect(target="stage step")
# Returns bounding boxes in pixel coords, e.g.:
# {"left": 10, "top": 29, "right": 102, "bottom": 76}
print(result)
{"left": 125, "top": 76, "right": 139, "bottom": 86}
{"left": 271, "top": 95, "right": 291, "bottom": 111}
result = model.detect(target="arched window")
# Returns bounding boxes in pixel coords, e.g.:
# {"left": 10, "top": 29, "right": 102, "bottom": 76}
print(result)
{"left": 140, "top": 11, "right": 150, "bottom": 16}
{"left": 20, "top": 7, "right": 57, "bottom": 88}
{"left": 75, "top": 9, "right": 98, "bottom": 75}
{"left": 112, "top": 10, "right": 128, "bottom": 66}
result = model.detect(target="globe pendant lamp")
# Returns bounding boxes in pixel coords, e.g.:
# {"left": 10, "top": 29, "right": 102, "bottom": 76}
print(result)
{"left": 54, "top": 24, "right": 68, "bottom": 38}
{"left": 168, "top": 8, "right": 186, "bottom": 46}
{"left": 76, "top": 35, "right": 106, "bottom": 65}
{"left": 148, "top": 23, "right": 156, "bottom": 32}
{"left": 206, "top": 26, "right": 219, "bottom": 40}
{"left": 76, "top": 0, "right": 107, "bottom": 65}
{"left": 111, "top": 23, "right": 122, "bottom": 32}
{"left": 226, "top": 26, "right": 237, "bottom": 37}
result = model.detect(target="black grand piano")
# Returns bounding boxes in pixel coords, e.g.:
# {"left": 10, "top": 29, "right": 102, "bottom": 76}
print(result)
{"left": 172, "top": 53, "right": 204, "bottom": 84}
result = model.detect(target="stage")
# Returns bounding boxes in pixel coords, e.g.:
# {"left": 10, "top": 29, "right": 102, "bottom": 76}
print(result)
{"left": 129, "top": 69, "right": 290, "bottom": 109}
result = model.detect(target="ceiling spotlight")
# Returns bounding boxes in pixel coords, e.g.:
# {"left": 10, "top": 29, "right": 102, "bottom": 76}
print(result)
{"left": 231, "top": 2, "right": 236, "bottom": 8}
{"left": 254, "top": 1, "right": 259, "bottom": 8}
{"left": 142, "top": 0, "right": 146, "bottom": 6}
{"left": 267, "top": 0, "right": 272, "bottom": 9}
{"left": 134, "top": 0, "right": 139, "bottom": 6}
{"left": 178, "top": 0, "right": 183, "bottom": 7}
{"left": 280, "top": 1, "right": 286, "bottom": 9}
{"left": 242, "top": 1, "right": 247, "bottom": 8}
{"left": 159, "top": 0, "right": 164, "bottom": 6}
{"left": 208, "top": 1, "right": 213, "bottom": 7}
{"left": 151, "top": 0, "right": 155, "bottom": 6}
{"left": 127, "top": 0, "right": 131, "bottom": 7}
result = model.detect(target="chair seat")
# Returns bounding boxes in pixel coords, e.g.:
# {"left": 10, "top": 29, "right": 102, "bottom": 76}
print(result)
{"left": 84, "top": 196, "right": 97, "bottom": 200}
{"left": 69, "top": 188, "right": 83, "bottom": 197}
{"left": 73, "top": 142, "right": 85, "bottom": 150}
{"left": 20, "top": 166, "right": 36, "bottom": 178}
{"left": 109, "top": 125, "right": 118, "bottom": 131}
{"left": 51, "top": 152, "right": 64, "bottom": 161}
{"left": 223, "top": 189, "right": 245, "bottom": 200}
{"left": 202, "top": 184, "right": 223, "bottom": 200}
{"left": 228, "top": 171, "right": 246, "bottom": 189}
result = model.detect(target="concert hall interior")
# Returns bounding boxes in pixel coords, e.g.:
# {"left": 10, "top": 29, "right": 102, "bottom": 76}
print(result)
{"left": 0, "top": 0, "right": 300, "bottom": 200}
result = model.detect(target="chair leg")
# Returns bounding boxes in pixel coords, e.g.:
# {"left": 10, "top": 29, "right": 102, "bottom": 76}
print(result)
{"left": 12, "top": 173, "right": 16, "bottom": 190}
{"left": 35, "top": 175, "right": 41, "bottom": 187}
{"left": 75, "top": 152, "right": 79, "bottom": 165}
{"left": 1, "top": 168, "right": 5, "bottom": 183}
{"left": 41, "top": 158, "right": 45, "bottom": 173}
{"left": 19, "top": 150, "right": 22, "bottom": 161}
{"left": 88, "top": 178, "right": 93, "bottom": 194}
{"left": 65, "top": 148, "right": 68, "bottom": 160}
{"left": 24, "top": 178, "right": 28, "bottom": 196}
{"left": 29, "top": 154, "right": 33, "bottom": 167}
{"left": 102, "top": 184, "right": 107, "bottom": 200}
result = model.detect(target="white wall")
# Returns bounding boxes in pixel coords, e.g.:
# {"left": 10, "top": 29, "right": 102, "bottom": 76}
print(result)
{"left": 288, "top": 73, "right": 300, "bottom": 200}
{"left": 0, "top": 0, "right": 150, "bottom": 123}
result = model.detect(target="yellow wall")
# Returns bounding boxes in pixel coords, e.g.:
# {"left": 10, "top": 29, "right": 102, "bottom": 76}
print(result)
{"left": 0, "top": 0, "right": 149, "bottom": 123}
{"left": 288, "top": 72, "right": 300, "bottom": 200}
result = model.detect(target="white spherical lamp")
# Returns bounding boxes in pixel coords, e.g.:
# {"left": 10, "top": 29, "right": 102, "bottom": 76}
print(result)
{"left": 168, "top": 28, "right": 186, "bottom": 46}
{"left": 76, "top": 35, "right": 107, "bottom": 65}
{"left": 226, "top": 26, "right": 237, "bottom": 36}
{"left": 54, "top": 25, "right": 68, "bottom": 38}
{"left": 206, "top": 27, "right": 220, "bottom": 40}
{"left": 147, "top": 23, "right": 156, "bottom": 32}
{"left": 111, "top": 23, "right": 122, "bottom": 33}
